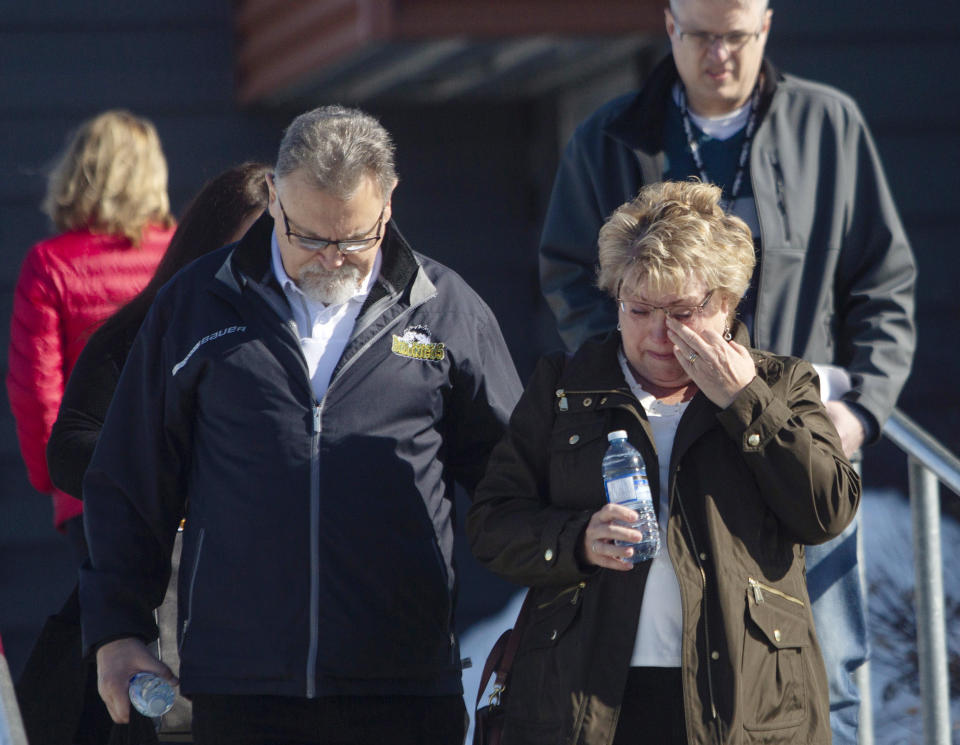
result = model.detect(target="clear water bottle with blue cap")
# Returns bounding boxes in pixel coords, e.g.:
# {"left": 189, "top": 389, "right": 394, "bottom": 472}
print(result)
{"left": 128, "top": 672, "right": 175, "bottom": 717}
{"left": 602, "top": 430, "right": 659, "bottom": 563}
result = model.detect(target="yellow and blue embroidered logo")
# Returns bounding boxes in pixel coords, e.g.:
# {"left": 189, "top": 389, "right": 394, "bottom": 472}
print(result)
{"left": 392, "top": 325, "right": 445, "bottom": 361}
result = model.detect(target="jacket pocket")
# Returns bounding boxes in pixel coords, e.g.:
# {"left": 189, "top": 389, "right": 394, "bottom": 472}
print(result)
{"left": 526, "top": 581, "right": 586, "bottom": 650}
{"left": 742, "top": 578, "right": 809, "bottom": 732}
{"left": 504, "top": 583, "right": 586, "bottom": 736}
{"left": 548, "top": 420, "right": 608, "bottom": 509}
{"left": 768, "top": 152, "right": 792, "bottom": 243}
{"left": 178, "top": 527, "right": 205, "bottom": 650}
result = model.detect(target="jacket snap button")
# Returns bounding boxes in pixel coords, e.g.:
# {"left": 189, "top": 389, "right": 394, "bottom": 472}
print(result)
{"left": 711, "top": 651, "right": 720, "bottom": 660}
{"left": 747, "top": 433, "right": 760, "bottom": 447}
{"left": 774, "top": 629, "right": 782, "bottom": 642}
{"left": 600, "top": 397, "right": 607, "bottom": 404}
{"left": 699, "top": 552, "right": 707, "bottom": 561}
{"left": 544, "top": 549, "right": 554, "bottom": 562}
{"left": 582, "top": 397, "right": 592, "bottom": 407}
{"left": 568, "top": 434, "right": 580, "bottom": 445}
{"left": 549, "top": 629, "right": 558, "bottom": 641}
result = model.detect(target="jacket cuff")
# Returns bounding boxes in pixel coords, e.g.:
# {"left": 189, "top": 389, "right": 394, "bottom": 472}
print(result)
{"left": 79, "top": 567, "right": 159, "bottom": 658}
{"left": 716, "top": 375, "right": 793, "bottom": 451}
{"left": 540, "top": 509, "right": 596, "bottom": 583}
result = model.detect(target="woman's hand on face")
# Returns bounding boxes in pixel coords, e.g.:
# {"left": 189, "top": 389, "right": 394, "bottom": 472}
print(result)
{"left": 666, "top": 318, "right": 756, "bottom": 409}
{"left": 582, "top": 503, "right": 644, "bottom": 571}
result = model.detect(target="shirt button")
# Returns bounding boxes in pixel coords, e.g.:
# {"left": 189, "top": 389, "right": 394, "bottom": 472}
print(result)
{"left": 747, "top": 433, "right": 760, "bottom": 447}
{"left": 699, "top": 552, "right": 707, "bottom": 561}
{"left": 544, "top": 549, "right": 554, "bottom": 562}
{"left": 549, "top": 629, "right": 559, "bottom": 641}
{"left": 774, "top": 629, "right": 782, "bottom": 642}
{"left": 568, "top": 434, "right": 580, "bottom": 445}
{"left": 711, "top": 651, "right": 720, "bottom": 660}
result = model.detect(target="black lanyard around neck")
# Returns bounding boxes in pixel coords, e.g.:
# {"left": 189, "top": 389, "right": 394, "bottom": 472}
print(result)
{"left": 678, "top": 82, "right": 761, "bottom": 208}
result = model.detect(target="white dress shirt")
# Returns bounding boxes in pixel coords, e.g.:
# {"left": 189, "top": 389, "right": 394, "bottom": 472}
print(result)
{"left": 271, "top": 234, "right": 381, "bottom": 401}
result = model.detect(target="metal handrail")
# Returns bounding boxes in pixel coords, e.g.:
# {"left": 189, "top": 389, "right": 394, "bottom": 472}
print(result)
{"left": 880, "top": 407, "right": 957, "bottom": 745}
{"left": 884, "top": 409, "right": 960, "bottom": 495}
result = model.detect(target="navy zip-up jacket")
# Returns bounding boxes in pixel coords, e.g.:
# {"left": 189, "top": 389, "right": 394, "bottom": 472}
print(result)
{"left": 79, "top": 214, "right": 521, "bottom": 698}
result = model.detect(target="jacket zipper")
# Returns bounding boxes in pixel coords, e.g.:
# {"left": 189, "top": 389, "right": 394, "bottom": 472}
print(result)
{"left": 428, "top": 538, "right": 457, "bottom": 664}
{"left": 305, "top": 402, "right": 321, "bottom": 698}
{"left": 748, "top": 577, "right": 805, "bottom": 607}
{"left": 301, "top": 291, "right": 433, "bottom": 695}
{"left": 555, "top": 387, "right": 632, "bottom": 412}
{"left": 180, "top": 527, "right": 206, "bottom": 647}
{"left": 536, "top": 581, "right": 586, "bottom": 610}
{"left": 771, "top": 154, "right": 792, "bottom": 241}
{"left": 674, "top": 486, "right": 722, "bottom": 732}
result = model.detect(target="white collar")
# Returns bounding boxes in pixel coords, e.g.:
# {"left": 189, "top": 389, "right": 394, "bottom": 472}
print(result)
{"left": 617, "top": 347, "right": 691, "bottom": 417}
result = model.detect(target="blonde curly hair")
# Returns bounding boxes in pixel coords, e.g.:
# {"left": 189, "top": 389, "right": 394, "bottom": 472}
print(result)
{"left": 596, "top": 180, "right": 755, "bottom": 324}
{"left": 42, "top": 110, "right": 174, "bottom": 244}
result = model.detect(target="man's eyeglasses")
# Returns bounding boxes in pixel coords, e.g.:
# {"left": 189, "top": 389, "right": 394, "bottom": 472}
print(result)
{"left": 675, "top": 26, "right": 762, "bottom": 51}
{"left": 618, "top": 290, "right": 715, "bottom": 323}
{"left": 275, "top": 193, "right": 384, "bottom": 254}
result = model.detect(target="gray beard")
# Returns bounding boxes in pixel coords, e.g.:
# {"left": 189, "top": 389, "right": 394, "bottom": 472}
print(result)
{"left": 297, "top": 262, "right": 363, "bottom": 305}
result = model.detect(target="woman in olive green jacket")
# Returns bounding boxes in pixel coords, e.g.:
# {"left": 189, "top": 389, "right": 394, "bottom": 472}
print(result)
{"left": 467, "top": 181, "right": 860, "bottom": 745}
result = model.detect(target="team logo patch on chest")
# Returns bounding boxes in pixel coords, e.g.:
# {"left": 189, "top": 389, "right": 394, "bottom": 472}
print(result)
{"left": 391, "top": 324, "right": 445, "bottom": 361}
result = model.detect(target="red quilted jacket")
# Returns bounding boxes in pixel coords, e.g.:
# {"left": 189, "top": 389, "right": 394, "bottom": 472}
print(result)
{"left": 6, "top": 225, "right": 174, "bottom": 528}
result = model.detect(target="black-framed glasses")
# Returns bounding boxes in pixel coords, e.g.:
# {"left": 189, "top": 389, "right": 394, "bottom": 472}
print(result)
{"left": 675, "top": 26, "right": 762, "bottom": 51}
{"left": 275, "top": 192, "right": 384, "bottom": 254}
{"left": 618, "top": 290, "right": 715, "bottom": 323}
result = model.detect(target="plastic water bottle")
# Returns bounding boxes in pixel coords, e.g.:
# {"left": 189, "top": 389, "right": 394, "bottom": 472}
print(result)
{"left": 128, "top": 672, "right": 175, "bottom": 717}
{"left": 602, "top": 430, "right": 659, "bottom": 563}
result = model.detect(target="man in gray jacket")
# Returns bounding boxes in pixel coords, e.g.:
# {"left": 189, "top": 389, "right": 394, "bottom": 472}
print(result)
{"left": 82, "top": 106, "right": 521, "bottom": 745}
{"left": 538, "top": 0, "right": 916, "bottom": 741}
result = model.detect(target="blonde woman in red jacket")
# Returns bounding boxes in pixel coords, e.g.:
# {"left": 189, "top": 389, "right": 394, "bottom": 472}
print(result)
{"left": 6, "top": 109, "right": 175, "bottom": 551}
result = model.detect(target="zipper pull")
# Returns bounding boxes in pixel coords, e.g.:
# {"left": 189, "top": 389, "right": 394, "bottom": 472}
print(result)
{"left": 313, "top": 404, "right": 321, "bottom": 434}
{"left": 571, "top": 581, "right": 586, "bottom": 605}
{"left": 749, "top": 578, "right": 764, "bottom": 604}
{"left": 556, "top": 388, "right": 568, "bottom": 411}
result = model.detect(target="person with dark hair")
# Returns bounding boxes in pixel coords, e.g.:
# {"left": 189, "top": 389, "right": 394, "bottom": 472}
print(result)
{"left": 47, "top": 162, "right": 271, "bottom": 497}
{"left": 79, "top": 106, "right": 520, "bottom": 745}
{"left": 14, "top": 163, "right": 270, "bottom": 745}
{"left": 6, "top": 109, "right": 175, "bottom": 551}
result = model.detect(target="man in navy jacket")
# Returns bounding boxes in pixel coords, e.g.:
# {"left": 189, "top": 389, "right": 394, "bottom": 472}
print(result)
{"left": 80, "top": 105, "right": 521, "bottom": 745}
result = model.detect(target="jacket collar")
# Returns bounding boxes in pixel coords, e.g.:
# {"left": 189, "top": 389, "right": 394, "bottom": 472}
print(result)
{"left": 217, "top": 211, "right": 424, "bottom": 313}
{"left": 562, "top": 323, "right": 779, "bottom": 471}
{"left": 603, "top": 54, "right": 781, "bottom": 153}
{"left": 563, "top": 320, "right": 756, "bottom": 394}
{"left": 565, "top": 332, "right": 634, "bottom": 393}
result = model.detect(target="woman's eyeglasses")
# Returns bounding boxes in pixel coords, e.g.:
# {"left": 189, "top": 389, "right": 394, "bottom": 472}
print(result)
{"left": 618, "top": 290, "right": 715, "bottom": 323}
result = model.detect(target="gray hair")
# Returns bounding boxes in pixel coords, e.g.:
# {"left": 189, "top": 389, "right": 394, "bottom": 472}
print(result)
{"left": 275, "top": 105, "right": 398, "bottom": 203}
{"left": 669, "top": 0, "right": 769, "bottom": 17}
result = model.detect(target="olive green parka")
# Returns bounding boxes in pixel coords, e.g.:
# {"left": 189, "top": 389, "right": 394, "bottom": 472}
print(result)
{"left": 467, "top": 330, "right": 860, "bottom": 745}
